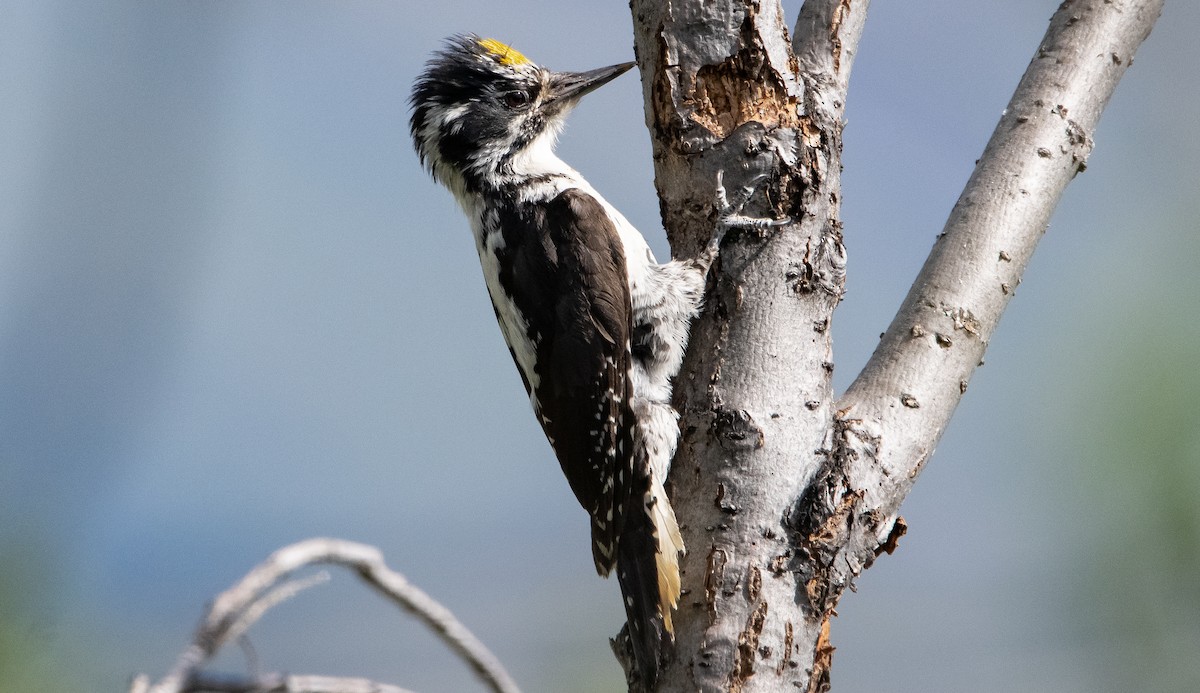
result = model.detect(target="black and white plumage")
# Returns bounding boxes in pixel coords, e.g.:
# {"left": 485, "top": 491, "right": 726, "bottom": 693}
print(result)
{"left": 410, "top": 35, "right": 715, "bottom": 684}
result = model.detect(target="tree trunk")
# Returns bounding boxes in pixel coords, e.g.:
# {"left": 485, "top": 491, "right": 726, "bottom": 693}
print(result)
{"left": 626, "top": 1, "right": 1163, "bottom": 691}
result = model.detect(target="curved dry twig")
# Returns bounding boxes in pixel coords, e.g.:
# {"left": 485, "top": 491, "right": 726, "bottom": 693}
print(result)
{"left": 190, "top": 673, "right": 417, "bottom": 693}
{"left": 131, "top": 538, "right": 520, "bottom": 693}
{"left": 134, "top": 671, "right": 418, "bottom": 693}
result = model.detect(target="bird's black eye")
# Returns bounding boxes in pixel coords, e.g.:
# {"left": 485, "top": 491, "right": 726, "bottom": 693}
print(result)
{"left": 502, "top": 90, "right": 531, "bottom": 109}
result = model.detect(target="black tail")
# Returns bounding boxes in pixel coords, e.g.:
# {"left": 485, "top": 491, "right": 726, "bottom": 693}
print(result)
{"left": 615, "top": 510, "right": 670, "bottom": 687}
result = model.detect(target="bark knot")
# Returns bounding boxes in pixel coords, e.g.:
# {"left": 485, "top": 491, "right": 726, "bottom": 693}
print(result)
{"left": 712, "top": 407, "right": 765, "bottom": 450}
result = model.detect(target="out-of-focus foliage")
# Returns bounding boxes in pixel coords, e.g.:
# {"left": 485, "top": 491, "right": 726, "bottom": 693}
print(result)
{"left": 1069, "top": 237, "right": 1200, "bottom": 693}
{"left": 0, "top": 543, "right": 78, "bottom": 692}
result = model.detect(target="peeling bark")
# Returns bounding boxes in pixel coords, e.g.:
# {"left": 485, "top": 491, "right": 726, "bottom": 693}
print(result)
{"left": 626, "top": 0, "right": 1163, "bottom": 691}
{"left": 629, "top": 1, "right": 860, "bottom": 691}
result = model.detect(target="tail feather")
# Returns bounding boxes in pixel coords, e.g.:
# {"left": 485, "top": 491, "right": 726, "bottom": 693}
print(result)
{"left": 616, "top": 510, "right": 670, "bottom": 686}
{"left": 615, "top": 471, "right": 685, "bottom": 687}
{"left": 648, "top": 473, "right": 683, "bottom": 633}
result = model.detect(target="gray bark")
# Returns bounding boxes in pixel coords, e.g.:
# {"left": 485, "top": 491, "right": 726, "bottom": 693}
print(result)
{"left": 626, "top": 1, "right": 1164, "bottom": 691}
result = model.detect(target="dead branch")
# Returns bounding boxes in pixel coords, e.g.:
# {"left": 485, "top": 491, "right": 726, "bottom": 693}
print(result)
{"left": 131, "top": 538, "right": 519, "bottom": 693}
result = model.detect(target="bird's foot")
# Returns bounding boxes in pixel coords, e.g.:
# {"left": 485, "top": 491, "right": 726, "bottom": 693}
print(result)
{"left": 699, "top": 171, "right": 791, "bottom": 267}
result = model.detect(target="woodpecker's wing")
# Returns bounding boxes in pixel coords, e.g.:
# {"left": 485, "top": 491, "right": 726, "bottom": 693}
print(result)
{"left": 494, "top": 187, "right": 636, "bottom": 575}
{"left": 542, "top": 189, "right": 638, "bottom": 575}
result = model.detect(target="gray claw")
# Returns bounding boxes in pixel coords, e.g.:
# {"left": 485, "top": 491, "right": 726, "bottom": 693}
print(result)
{"left": 698, "top": 171, "right": 790, "bottom": 274}
{"left": 715, "top": 170, "right": 790, "bottom": 232}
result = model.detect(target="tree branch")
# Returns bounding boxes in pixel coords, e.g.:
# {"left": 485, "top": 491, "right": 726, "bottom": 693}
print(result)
{"left": 132, "top": 538, "right": 520, "bottom": 693}
{"left": 792, "top": 0, "right": 870, "bottom": 120}
{"left": 836, "top": 0, "right": 1165, "bottom": 526}
{"left": 138, "top": 672, "right": 417, "bottom": 693}
{"left": 805, "top": 0, "right": 1163, "bottom": 687}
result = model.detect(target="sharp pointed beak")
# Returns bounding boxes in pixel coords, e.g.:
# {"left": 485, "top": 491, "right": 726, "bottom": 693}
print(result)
{"left": 545, "top": 61, "right": 636, "bottom": 108}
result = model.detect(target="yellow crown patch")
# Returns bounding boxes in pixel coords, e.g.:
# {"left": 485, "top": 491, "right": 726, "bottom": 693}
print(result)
{"left": 477, "top": 38, "right": 531, "bottom": 66}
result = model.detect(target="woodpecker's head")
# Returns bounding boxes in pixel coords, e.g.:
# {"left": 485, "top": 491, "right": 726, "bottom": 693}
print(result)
{"left": 410, "top": 35, "right": 634, "bottom": 193}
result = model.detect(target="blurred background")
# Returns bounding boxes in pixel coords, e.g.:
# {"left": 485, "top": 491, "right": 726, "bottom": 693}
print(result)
{"left": 1, "top": 1, "right": 1196, "bottom": 691}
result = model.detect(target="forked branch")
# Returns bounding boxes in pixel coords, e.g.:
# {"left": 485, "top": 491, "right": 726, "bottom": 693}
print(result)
{"left": 629, "top": 0, "right": 1163, "bottom": 691}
